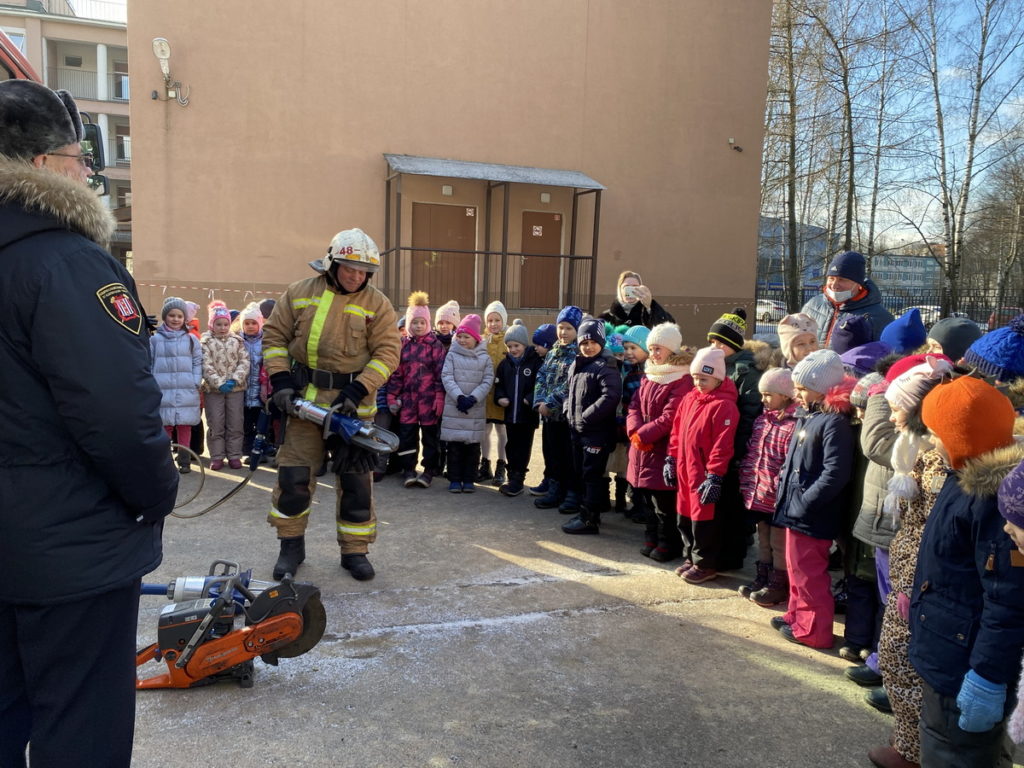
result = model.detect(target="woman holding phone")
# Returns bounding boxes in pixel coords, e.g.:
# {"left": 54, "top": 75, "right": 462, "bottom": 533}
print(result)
{"left": 599, "top": 271, "right": 675, "bottom": 329}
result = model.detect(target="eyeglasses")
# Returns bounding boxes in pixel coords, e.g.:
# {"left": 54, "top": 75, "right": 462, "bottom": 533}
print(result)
{"left": 47, "top": 152, "right": 94, "bottom": 170}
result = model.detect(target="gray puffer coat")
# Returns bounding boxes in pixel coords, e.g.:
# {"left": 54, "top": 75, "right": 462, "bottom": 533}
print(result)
{"left": 150, "top": 326, "right": 202, "bottom": 426}
{"left": 440, "top": 340, "right": 493, "bottom": 444}
{"left": 852, "top": 392, "right": 899, "bottom": 549}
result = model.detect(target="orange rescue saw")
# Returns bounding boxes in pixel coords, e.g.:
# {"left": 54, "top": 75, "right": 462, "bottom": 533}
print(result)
{"left": 136, "top": 560, "right": 326, "bottom": 689}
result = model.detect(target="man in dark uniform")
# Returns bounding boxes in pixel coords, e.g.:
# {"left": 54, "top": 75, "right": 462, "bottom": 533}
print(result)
{"left": 0, "top": 80, "right": 179, "bottom": 767}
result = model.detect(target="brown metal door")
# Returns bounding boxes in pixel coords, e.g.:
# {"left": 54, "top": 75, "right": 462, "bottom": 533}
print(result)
{"left": 520, "top": 211, "right": 562, "bottom": 308}
{"left": 411, "top": 203, "right": 476, "bottom": 308}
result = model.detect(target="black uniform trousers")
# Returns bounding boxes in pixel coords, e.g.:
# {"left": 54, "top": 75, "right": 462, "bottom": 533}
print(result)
{"left": 0, "top": 579, "right": 141, "bottom": 768}
{"left": 504, "top": 423, "right": 536, "bottom": 476}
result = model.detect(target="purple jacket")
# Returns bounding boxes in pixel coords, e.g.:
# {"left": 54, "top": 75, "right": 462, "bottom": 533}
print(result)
{"left": 386, "top": 331, "right": 446, "bottom": 425}
{"left": 626, "top": 365, "right": 693, "bottom": 490}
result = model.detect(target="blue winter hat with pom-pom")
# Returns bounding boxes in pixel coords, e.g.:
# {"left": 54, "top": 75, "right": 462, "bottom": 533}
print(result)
{"left": 964, "top": 314, "right": 1024, "bottom": 381}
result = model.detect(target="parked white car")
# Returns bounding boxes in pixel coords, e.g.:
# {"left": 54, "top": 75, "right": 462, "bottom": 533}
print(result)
{"left": 756, "top": 299, "right": 788, "bottom": 323}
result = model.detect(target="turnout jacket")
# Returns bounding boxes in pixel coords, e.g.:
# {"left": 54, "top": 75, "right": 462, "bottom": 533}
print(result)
{"left": 909, "top": 439, "right": 1024, "bottom": 698}
{"left": 262, "top": 275, "right": 401, "bottom": 419}
{"left": 563, "top": 350, "right": 622, "bottom": 443}
{"left": 0, "top": 156, "right": 177, "bottom": 604}
{"left": 386, "top": 331, "right": 446, "bottom": 426}
{"left": 494, "top": 347, "right": 542, "bottom": 426}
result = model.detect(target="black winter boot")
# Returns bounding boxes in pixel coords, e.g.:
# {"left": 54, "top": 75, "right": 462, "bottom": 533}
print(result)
{"left": 176, "top": 447, "right": 191, "bottom": 475}
{"left": 739, "top": 561, "right": 772, "bottom": 599}
{"left": 562, "top": 507, "right": 600, "bottom": 535}
{"left": 558, "top": 489, "right": 581, "bottom": 515}
{"left": 614, "top": 477, "right": 630, "bottom": 513}
{"left": 272, "top": 536, "right": 306, "bottom": 580}
{"left": 476, "top": 457, "right": 493, "bottom": 482}
{"left": 491, "top": 459, "right": 507, "bottom": 487}
{"left": 341, "top": 553, "right": 376, "bottom": 581}
{"left": 500, "top": 471, "right": 525, "bottom": 497}
{"left": 534, "top": 479, "right": 563, "bottom": 509}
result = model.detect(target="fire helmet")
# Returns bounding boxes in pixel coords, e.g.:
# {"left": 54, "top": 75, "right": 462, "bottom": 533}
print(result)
{"left": 310, "top": 228, "right": 381, "bottom": 275}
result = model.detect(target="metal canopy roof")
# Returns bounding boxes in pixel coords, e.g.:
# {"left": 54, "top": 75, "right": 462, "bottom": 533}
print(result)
{"left": 384, "top": 153, "right": 605, "bottom": 190}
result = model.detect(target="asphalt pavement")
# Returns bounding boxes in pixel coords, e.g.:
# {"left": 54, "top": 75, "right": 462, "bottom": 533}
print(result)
{"left": 132, "top": 451, "right": 1020, "bottom": 768}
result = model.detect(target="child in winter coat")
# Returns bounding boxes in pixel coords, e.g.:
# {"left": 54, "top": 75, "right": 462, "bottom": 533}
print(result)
{"left": 626, "top": 323, "right": 693, "bottom": 561}
{"left": 532, "top": 306, "right": 582, "bottom": 509}
{"left": 737, "top": 367, "right": 799, "bottom": 605}
{"left": 532, "top": 324, "right": 556, "bottom": 360}
{"left": 904, "top": 377, "right": 1024, "bottom": 767}
{"left": 493, "top": 320, "right": 541, "bottom": 497}
{"left": 561, "top": 319, "right": 622, "bottom": 536}
{"left": 617, "top": 324, "right": 651, "bottom": 522}
{"left": 772, "top": 349, "right": 857, "bottom": 649}
{"left": 777, "top": 313, "right": 819, "bottom": 368}
{"left": 480, "top": 300, "right": 509, "bottom": 485}
{"left": 434, "top": 299, "right": 460, "bottom": 351}
{"left": 201, "top": 301, "right": 250, "bottom": 470}
{"left": 665, "top": 346, "right": 739, "bottom": 583}
{"left": 387, "top": 292, "right": 447, "bottom": 488}
{"left": 151, "top": 297, "right": 203, "bottom": 473}
{"left": 441, "top": 314, "right": 492, "bottom": 493}
{"left": 238, "top": 301, "right": 266, "bottom": 456}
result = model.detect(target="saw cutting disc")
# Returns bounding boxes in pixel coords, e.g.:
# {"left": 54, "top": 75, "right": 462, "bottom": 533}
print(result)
{"left": 273, "top": 592, "right": 327, "bottom": 659}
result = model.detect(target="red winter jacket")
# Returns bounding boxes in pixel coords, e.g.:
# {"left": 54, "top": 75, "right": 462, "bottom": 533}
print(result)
{"left": 386, "top": 332, "right": 446, "bottom": 425}
{"left": 625, "top": 365, "right": 693, "bottom": 490}
{"left": 668, "top": 377, "right": 739, "bottom": 521}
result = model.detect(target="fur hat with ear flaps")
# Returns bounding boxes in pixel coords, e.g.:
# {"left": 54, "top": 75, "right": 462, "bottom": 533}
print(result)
{"left": 0, "top": 80, "right": 83, "bottom": 159}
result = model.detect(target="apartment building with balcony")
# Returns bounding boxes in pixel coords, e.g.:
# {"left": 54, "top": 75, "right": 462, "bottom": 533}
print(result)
{"left": 0, "top": 0, "right": 132, "bottom": 263}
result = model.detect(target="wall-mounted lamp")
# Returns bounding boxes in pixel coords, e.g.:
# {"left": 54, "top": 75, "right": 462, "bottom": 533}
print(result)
{"left": 151, "top": 37, "right": 190, "bottom": 107}
{"left": 540, "top": 192, "right": 551, "bottom": 204}
{"left": 441, "top": 184, "right": 454, "bottom": 196}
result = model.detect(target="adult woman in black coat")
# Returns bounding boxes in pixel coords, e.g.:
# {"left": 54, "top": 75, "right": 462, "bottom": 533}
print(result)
{"left": 599, "top": 270, "right": 674, "bottom": 329}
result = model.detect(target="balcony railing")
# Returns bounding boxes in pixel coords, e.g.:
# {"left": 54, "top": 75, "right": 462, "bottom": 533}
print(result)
{"left": 40, "top": 0, "right": 127, "bottom": 23}
{"left": 46, "top": 67, "right": 129, "bottom": 102}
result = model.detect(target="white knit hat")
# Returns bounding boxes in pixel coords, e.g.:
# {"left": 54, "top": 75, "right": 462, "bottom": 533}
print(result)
{"left": 792, "top": 349, "right": 845, "bottom": 394}
{"left": 435, "top": 299, "right": 461, "bottom": 327}
{"left": 483, "top": 300, "right": 508, "bottom": 327}
{"left": 647, "top": 322, "right": 683, "bottom": 353}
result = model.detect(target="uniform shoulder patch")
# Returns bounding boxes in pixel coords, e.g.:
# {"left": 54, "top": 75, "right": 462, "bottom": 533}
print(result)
{"left": 96, "top": 283, "right": 143, "bottom": 335}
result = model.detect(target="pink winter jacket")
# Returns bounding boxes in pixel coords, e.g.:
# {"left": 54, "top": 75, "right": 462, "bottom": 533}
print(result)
{"left": 625, "top": 364, "right": 693, "bottom": 491}
{"left": 738, "top": 404, "right": 798, "bottom": 514}
{"left": 668, "top": 377, "right": 739, "bottom": 522}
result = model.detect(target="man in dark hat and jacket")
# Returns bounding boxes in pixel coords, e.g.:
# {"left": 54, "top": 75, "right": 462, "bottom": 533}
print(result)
{"left": 0, "top": 80, "right": 178, "bottom": 767}
{"left": 801, "top": 250, "right": 894, "bottom": 349}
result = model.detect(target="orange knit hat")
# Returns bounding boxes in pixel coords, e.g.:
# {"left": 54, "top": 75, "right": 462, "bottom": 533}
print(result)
{"left": 921, "top": 376, "right": 1015, "bottom": 470}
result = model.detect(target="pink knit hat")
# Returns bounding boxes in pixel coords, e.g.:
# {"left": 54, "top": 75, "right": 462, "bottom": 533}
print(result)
{"left": 435, "top": 299, "right": 461, "bottom": 328}
{"left": 690, "top": 346, "right": 726, "bottom": 381}
{"left": 207, "top": 300, "right": 231, "bottom": 329}
{"left": 405, "top": 291, "right": 431, "bottom": 334}
{"left": 457, "top": 314, "right": 483, "bottom": 343}
{"left": 758, "top": 367, "right": 795, "bottom": 397}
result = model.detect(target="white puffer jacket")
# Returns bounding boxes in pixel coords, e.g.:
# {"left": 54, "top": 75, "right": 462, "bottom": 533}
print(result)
{"left": 440, "top": 341, "right": 492, "bottom": 444}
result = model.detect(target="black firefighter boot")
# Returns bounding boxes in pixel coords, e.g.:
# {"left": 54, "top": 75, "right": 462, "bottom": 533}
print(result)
{"left": 562, "top": 506, "right": 600, "bottom": 535}
{"left": 341, "top": 553, "right": 375, "bottom": 581}
{"left": 491, "top": 459, "right": 507, "bottom": 487}
{"left": 272, "top": 536, "right": 305, "bottom": 580}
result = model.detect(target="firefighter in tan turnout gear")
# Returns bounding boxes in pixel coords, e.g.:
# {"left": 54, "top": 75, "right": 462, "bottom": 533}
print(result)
{"left": 263, "top": 228, "right": 400, "bottom": 581}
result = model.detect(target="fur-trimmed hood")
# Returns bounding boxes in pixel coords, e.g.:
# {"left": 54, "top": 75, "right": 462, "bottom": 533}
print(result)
{"left": 0, "top": 154, "right": 114, "bottom": 247}
{"left": 1002, "top": 377, "right": 1024, "bottom": 412}
{"left": 743, "top": 339, "right": 774, "bottom": 372}
{"left": 958, "top": 436, "right": 1024, "bottom": 498}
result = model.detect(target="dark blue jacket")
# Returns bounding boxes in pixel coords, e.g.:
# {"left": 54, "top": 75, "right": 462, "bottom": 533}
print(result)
{"left": 563, "top": 350, "right": 622, "bottom": 443}
{"left": 0, "top": 158, "right": 178, "bottom": 605}
{"left": 773, "top": 379, "right": 857, "bottom": 540}
{"left": 909, "top": 442, "right": 1024, "bottom": 697}
{"left": 494, "top": 348, "right": 541, "bottom": 427}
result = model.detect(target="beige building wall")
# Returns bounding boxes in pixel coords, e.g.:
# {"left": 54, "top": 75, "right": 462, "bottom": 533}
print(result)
{"left": 127, "top": 0, "right": 771, "bottom": 343}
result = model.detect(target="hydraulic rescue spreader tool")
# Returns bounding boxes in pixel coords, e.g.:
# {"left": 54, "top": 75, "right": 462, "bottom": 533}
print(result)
{"left": 135, "top": 560, "right": 326, "bottom": 689}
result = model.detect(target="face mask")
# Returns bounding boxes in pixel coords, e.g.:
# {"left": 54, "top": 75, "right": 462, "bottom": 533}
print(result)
{"left": 826, "top": 287, "right": 854, "bottom": 304}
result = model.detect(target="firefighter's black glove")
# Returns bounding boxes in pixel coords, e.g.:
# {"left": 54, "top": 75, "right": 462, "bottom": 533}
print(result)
{"left": 327, "top": 437, "right": 376, "bottom": 475}
{"left": 332, "top": 381, "right": 368, "bottom": 416}
{"left": 270, "top": 372, "right": 299, "bottom": 416}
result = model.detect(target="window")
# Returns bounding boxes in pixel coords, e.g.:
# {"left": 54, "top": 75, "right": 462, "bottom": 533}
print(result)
{"left": 64, "top": 55, "right": 82, "bottom": 68}
{"left": 2, "top": 28, "right": 25, "bottom": 53}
